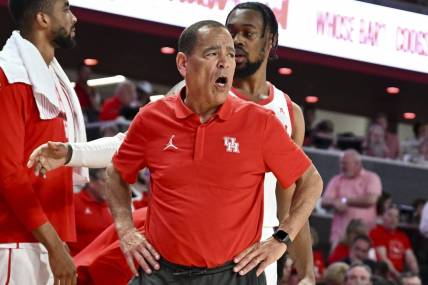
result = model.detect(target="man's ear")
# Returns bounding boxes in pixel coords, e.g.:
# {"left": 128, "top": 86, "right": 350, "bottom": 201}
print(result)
{"left": 176, "top": 52, "right": 188, "bottom": 78}
{"left": 267, "top": 32, "right": 277, "bottom": 51}
{"left": 266, "top": 33, "right": 278, "bottom": 59}
{"left": 35, "top": 11, "right": 50, "bottom": 29}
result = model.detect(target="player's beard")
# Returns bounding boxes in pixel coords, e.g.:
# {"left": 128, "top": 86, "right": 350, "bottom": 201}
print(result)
{"left": 53, "top": 26, "right": 76, "bottom": 49}
{"left": 234, "top": 47, "right": 265, "bottom": 79}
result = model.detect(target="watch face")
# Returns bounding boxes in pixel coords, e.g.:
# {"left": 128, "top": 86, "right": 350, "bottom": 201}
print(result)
{"left": 275, "top": 230, "right": 288, "bottom": 241}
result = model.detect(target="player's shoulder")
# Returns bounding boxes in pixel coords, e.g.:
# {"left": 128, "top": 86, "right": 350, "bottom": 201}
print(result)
{"left": 270, "top": 83, "right": 300, "bottom": 110}
{"left": 0, "top": 67, "right": 32, "bottom": 97}
{"left": 230, "top": 95, "right": 275, "bottom": 117}
{"left": 270, "top": 82, "right": 290, "bottom": 100}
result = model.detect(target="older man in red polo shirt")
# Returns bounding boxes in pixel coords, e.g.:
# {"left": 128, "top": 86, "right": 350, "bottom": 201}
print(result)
{"left": 101, "top": 20, "right": 323, "bottom": 285}
{"left": 26, "top": 19, "right": 321, "bottom": 284}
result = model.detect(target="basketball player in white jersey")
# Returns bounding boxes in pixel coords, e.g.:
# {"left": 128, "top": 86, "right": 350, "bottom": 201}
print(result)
{"left": 28, "top": 3, "right": 315, "bottom": 284}
{"left": 225, "top": 3, "right": 313, "bottom": 284}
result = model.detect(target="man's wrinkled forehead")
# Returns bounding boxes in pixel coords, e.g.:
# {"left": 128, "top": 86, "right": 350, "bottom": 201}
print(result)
{"left": 194, "top": 26, "right": 234, "bottom": 51}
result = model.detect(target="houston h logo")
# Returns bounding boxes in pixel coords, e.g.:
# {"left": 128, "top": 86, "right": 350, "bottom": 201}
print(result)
{"left": 224, "top": 137, "right": 240, "bottom": 153}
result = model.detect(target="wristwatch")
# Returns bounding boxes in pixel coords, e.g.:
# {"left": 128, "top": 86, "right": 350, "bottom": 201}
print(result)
{"left": 272, "top": 229, "right": 292, "bottom": 248}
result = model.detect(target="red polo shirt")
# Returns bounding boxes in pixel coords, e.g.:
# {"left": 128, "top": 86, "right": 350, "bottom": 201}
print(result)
{"left": 113, "top": 92, "right": 311, "bottom": 267}
{"left": 0, "top": 69, "right": 75, "bottom": 242}
{"left": 370, "top": 225, "right": 411, "bottom": 272}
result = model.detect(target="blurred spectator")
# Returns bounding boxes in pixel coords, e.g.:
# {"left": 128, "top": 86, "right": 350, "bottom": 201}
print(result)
{"left": 74, "top": 62, "right": 100, "bottom": 122}
{"left": 336, "top": 132, "right": 364, "bottom": 153}
{"left": 322, "top": 149, "right": 382, "bottom": 246}
{"left": 278, "top": 257, "right": 299, "bottom": 285}
{"left": 404, "top": 138, "right": 428, "bottom": 166}
{"left": 329, "top": 219, "right": 368, "bottom": 264}
{"left": 310, "top": 119, "right": 335, "bottom": 149}
{"left": 373, "top": 113, "right": 400, "bottom": 159}
{"left": 370, "top": 206, "right": 419, "bottom": 278}
{"left": 99, "top": 80, "right": 137, "bottom": 121}
{"left": 344, "top": 263, "right": 372, "bottom": 285}
{"left": 99, "top": 123, "right": 120, "bottom": 138}
{"left": 303, "top": 106, "right": 316, "bottom": 146}
{"left": 372, "top": 261, "right": 395, "bottom": 285}
{"left": 311, "top": 226, "right": 326, "bottom": 282}
{"left": 119, "top": 80, "right": 154, "bottom": 121}
{"left": 68, "top": 169, "right": 113, "bottom": 256}
{"left": 419, "top": 202, "right": 428, "bottom": 238}
{"left": 371, "top": 277, "right": 394, "bottom": 285}
{"left": 324, "top": 262, "right": 349, "bottom": 285}
{"left": 411, "top": 198, "right": 427, "bottom": 224}
{"left": 364, "top": 124, "right": 390, "bottom": 158}
{"left": 402, "top": 121, "right": 428, "bottom": 162}
{"left": 400, "top": 272, "right": 422, "bottom": 285}
{"left": 341, "top": 234, "right": 377, "bottom": 272}
{"left": 376, "top": 192, "right": 393, "bottom": 217}
{"left": 376, "top": 191, "right": 393, "bottom": 226}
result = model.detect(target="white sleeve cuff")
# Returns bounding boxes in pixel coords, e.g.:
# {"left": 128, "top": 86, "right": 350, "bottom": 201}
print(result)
{"left": 67, "top": 132, "right": 125, "bottom": 168}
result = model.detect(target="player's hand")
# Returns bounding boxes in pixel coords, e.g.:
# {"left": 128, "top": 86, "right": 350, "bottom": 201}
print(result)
{"left": 49, "top": 243, "right": 77, "bottom": 285}
{"left": 119, "top": 227, "right": 160, "bottom": 276}
{"left": 27, "top": 141, "right": 69, "bottom": 178}
{"left": 233, "top": 237, "right": 287, "bottom": 277}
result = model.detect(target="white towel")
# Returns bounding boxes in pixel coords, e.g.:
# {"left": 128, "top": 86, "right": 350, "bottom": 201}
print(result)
{"left": 0, "top": 31, "right": 89, "bottom": 185}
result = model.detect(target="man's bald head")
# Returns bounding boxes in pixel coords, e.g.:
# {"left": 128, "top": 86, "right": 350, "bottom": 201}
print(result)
{"left": 340, "top": 149, "right": 362, "bottom": 178}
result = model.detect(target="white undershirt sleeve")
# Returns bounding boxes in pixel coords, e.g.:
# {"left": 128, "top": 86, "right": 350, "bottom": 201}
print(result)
{"left": 67, "top": 132, "right": 125, "bottom": 168}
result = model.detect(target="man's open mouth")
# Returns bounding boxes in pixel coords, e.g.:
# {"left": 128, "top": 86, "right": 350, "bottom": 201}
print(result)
{"left": 215, "top": 76, "right": 228, "bottom": 87}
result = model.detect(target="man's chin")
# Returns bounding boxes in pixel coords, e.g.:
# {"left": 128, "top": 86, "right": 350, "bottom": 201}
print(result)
{"left": 58, "top": 39, "right": 76, "bottom": 49}
{"left": 53, "top": 33, "right": 76, "bottom": 49}
{"left": 213, "top": 89, "right": 229, "bottom": 101}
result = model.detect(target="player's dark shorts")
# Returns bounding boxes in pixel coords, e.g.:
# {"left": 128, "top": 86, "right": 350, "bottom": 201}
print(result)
{"left": 128, "top": 257, "right": 267, "bottom": 285}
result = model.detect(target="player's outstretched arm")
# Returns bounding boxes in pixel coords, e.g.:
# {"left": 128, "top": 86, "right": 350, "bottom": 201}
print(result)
{"left": 27, "top": 133, "right": 126, "bottom": 176}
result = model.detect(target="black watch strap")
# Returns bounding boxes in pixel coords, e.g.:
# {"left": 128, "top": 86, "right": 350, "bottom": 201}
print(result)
{"left": 65, "top": 144, "right": 73, "bottom": 165}
{"left": 272, "top": 229, "right": 292, "bottom": 247}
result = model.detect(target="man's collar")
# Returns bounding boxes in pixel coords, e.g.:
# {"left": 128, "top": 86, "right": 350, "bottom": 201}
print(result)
{"left": 174, "top": 86, "right": 234, "bottom": 121}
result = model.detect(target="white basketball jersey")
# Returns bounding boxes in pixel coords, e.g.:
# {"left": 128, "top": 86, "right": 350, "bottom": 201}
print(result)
{"left": 230, "top": 83, "right": 294, "bottom": 228}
